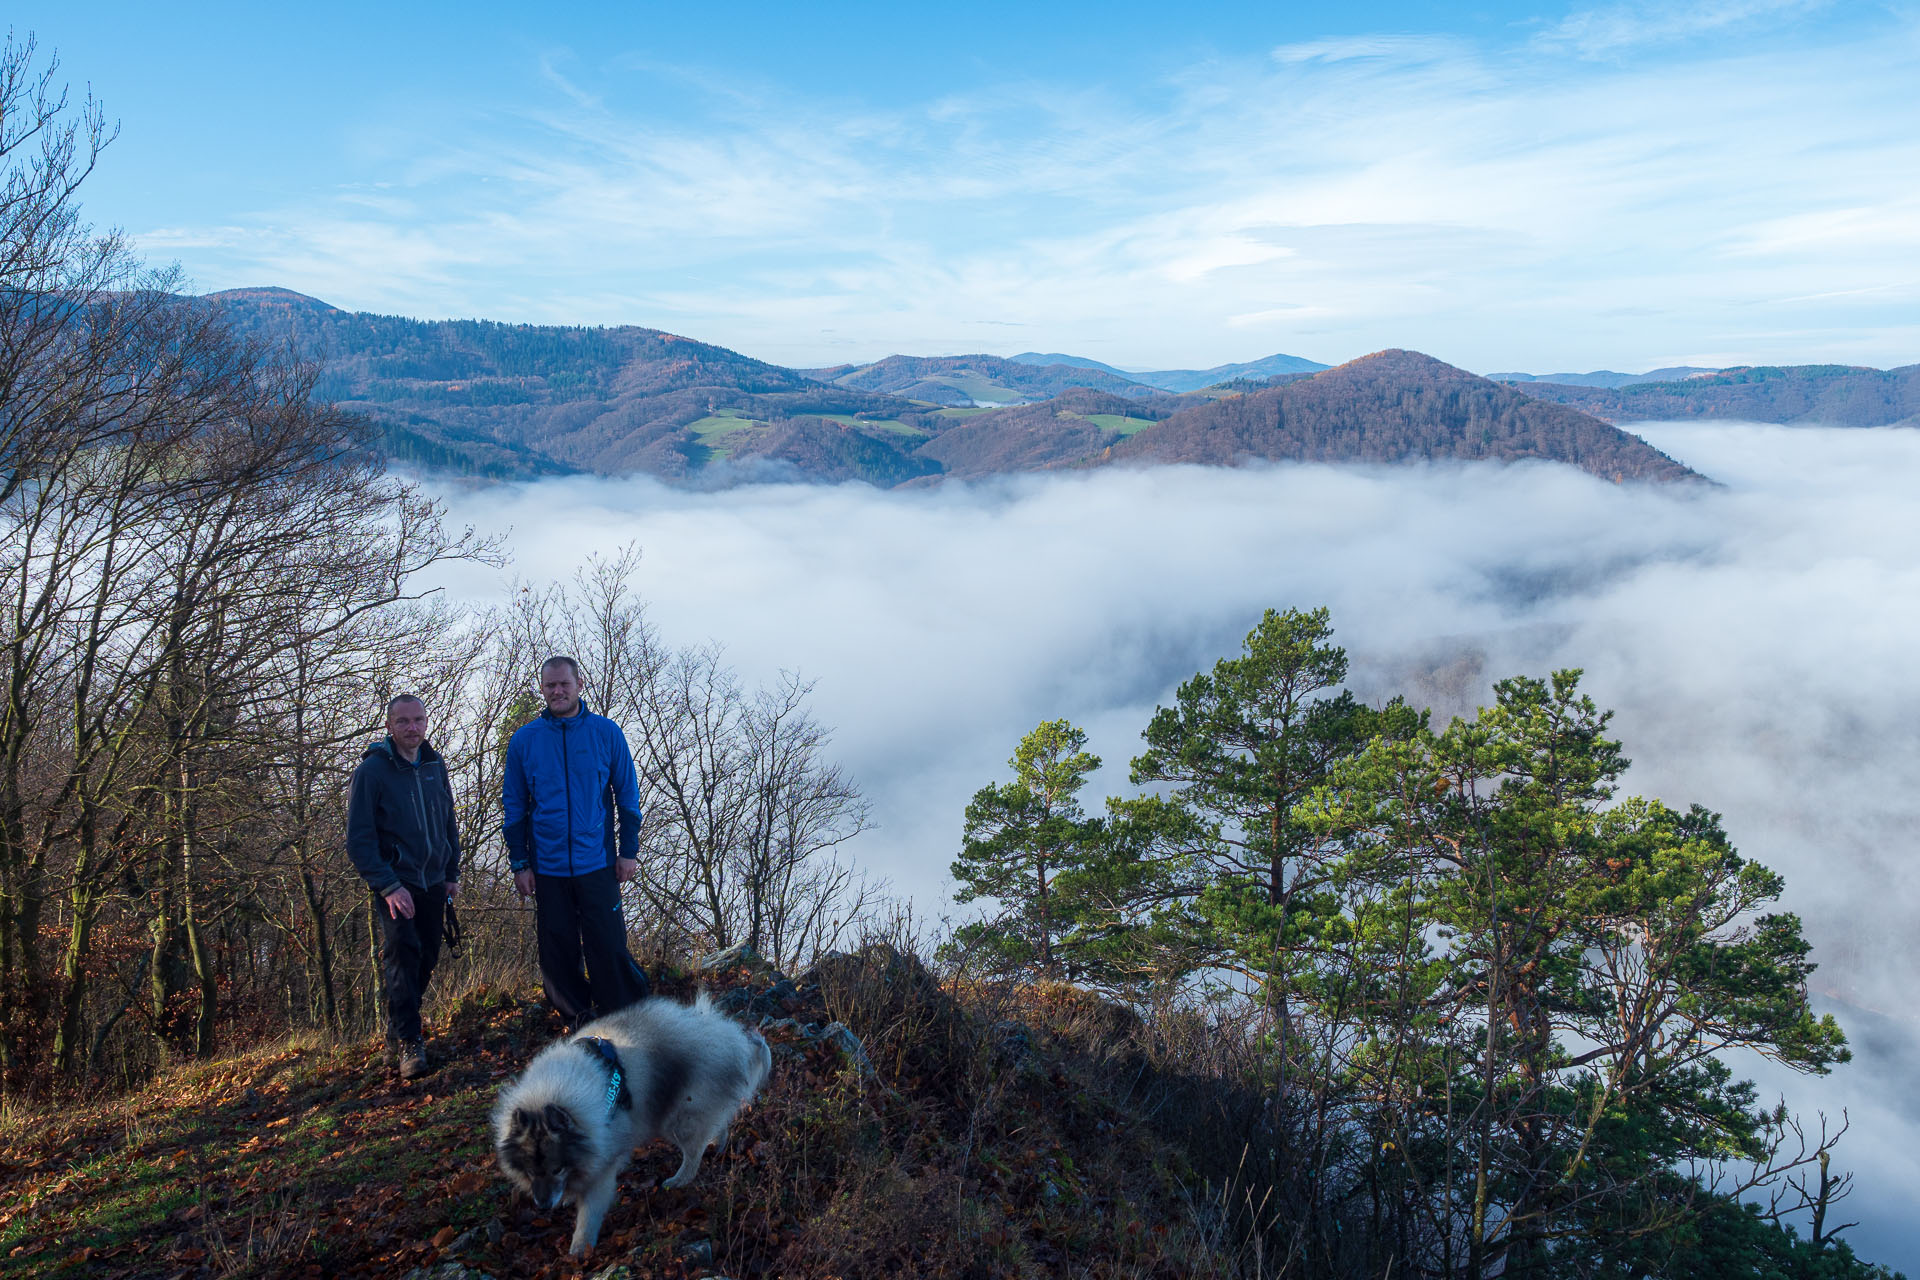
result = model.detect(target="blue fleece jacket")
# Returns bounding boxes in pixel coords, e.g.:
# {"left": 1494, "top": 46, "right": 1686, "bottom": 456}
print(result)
{"left": 502, "top": 700, "right": 643, "bottom": 877}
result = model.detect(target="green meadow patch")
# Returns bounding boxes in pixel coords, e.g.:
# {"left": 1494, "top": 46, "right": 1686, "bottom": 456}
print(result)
{"left": 924, "top": 373, "right": 1022, "bottom": 404}
{"left": 687, "top": 409, "right": 768, "bottom": 461}
{"left": 1066, "top": 412, "right": 1160, "bottom": 435}
{"left": 686, "top": 410, "right": 762, "bottom": 441}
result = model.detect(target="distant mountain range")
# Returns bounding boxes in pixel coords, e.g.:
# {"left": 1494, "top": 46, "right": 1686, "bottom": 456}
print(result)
{"left": 1008, "top": 351, "right": 1331, "bottom": 393}
{"left": 207, "top": 288, "right": 1705, "bottom": 487}
{"left": 797, "top": 353, "right": 1155, "bottom": 405}
{"left": 1501, "top": 364, "right": 1920, "bottom": 427}
{"left": 1490, "top": 367, "right": 1720, "bottom": 389}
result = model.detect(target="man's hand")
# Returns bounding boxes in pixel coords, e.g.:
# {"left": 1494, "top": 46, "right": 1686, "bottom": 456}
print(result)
{"left": 615, "top": 856, "right": 638, "bottom": 885}
{"left": 384, "top": 886, "right": 416, "bottom": 920}
{"left": 514, "top": 869, "right": 536, "bottom": 899}
{"left": 444, "top": 881, "right": 458, "bottom": 900}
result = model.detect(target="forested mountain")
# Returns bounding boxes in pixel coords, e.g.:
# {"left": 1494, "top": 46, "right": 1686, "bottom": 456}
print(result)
{"left": 206, "top": 291, "right": 1705, "bottom": 487}
{"left": 799, "top": 352, "right": 1156, "bottom": 404}
{"left": 1108, "top": 350, "right": 1702, "bottom": 482}
{"left": 1491, "top": 366, "right": 1719, "bottom": 388}
{"left": 209, "top": 288, "right": 921, "bottom": 478}
{"left": 1009, "top": 349, "right": 1330, "bottom": 391}
{"left": 912, "top": 388, "right": 1179, "bottom": 478}
{"left": 1503, "top": 362, "right": 1920, "bottom": 427}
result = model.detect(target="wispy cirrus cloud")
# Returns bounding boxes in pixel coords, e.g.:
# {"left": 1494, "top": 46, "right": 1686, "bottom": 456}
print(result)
{"left": 1536, "top": 0, "right": 1832, "bottom": 56}
{"left": 141, "top": 6, "right": 1920, "bottom": 372}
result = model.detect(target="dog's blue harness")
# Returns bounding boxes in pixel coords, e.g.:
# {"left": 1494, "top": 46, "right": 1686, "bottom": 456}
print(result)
{"left": 578, "top": 1037, "right": 632, "bottom": 1119}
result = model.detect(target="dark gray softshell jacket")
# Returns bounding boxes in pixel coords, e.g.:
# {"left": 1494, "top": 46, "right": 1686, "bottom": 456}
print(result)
{"left": 345, "top": 739, "right": 461, "bottom": 895}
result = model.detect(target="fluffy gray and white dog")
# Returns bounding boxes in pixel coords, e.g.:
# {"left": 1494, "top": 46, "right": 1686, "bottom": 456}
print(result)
{"left": 492, "top": 992, "right": 772, "bottom": 1255}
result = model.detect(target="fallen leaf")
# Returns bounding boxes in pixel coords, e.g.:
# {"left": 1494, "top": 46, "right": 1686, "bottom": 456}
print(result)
{"left": 432, "top": 1225, "right": 457, "bottom": 1247}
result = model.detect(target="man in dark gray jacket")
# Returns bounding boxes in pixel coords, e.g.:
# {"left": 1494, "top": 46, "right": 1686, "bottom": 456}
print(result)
{"left": 346, "top": 693, "right": 461, "bottom": 1079}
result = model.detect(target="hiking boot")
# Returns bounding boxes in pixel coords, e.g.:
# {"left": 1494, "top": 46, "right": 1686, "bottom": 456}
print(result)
{"left": 397, "top": 1039, "right": 431, "bottom": 1080}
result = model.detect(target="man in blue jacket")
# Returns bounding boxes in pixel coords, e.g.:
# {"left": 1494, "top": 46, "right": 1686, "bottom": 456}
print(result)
{"left": 503, "top": 655, "right": 651, "bottom": 1028}
{"left": 346, "top": 694, "right": 461, "bottom": 1080}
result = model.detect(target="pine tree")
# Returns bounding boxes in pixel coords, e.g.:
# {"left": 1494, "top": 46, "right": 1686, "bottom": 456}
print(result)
{"left": 1305, "top": 669, "right": 1852, "bottom": 1275}
{"left": 947, "top": 720, "right": 1105, "bottom": 979}
{"left": 1116, "top": 608, "right": 1412, "bottom": 1045}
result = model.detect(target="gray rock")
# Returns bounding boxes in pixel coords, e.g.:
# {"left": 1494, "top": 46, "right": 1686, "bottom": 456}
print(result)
{"left": 743, "top": 977, "right": 801, "bottom": 1019}
{"left": 818, "top": 1020, "right": 876, "bottom": 1078}
{"left": 694, "top": 942, "right": 774, "bottom": 975}
{"left": 677, "top": 1237, "right": 716, "bottom": 1266}
{"left": 794, "top": 951, "right": 848, "bottom": 986}
{"left": 755, "top": 1015, "right": 808, "bottom": 1060}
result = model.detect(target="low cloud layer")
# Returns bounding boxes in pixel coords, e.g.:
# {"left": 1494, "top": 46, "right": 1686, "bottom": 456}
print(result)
{"left": 428, "top": 422, "right": 1920, "bottom": 1264}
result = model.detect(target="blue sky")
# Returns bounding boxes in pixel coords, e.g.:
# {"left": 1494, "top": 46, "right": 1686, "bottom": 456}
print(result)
{"left": 12, "top": 1, "right": 1918, "bottom": 371}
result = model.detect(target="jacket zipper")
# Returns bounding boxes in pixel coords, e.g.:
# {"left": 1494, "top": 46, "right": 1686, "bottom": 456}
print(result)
{"left": 410, "top": 762, "right": 438, "bottom": 882}
{"left": 561, "top": 718, "right": 575, "bottom": 877}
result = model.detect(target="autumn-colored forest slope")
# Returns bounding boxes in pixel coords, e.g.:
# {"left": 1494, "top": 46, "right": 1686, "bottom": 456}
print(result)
{"left": 210, "top": 291, "right": 1705, "bottom": 489}
{"left": 0, "top": 946, "right": 1245, "bottom": 1280}
{"left": 1111, "top": 350, "right": 1703, "bottom": 483}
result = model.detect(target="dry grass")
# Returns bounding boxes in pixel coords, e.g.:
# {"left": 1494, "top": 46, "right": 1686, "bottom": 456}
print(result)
{"left": 1, "top": 925, "right": 1310, "bottom": 1279}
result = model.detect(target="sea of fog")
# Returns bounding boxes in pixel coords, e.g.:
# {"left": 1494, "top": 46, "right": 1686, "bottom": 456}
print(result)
{"left": 423, "top": 422, "right": 1920, "bottom": 1266}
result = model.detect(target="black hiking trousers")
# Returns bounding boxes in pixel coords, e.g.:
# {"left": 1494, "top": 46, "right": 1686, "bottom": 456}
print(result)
{"left": 376, "top": 880, "right": 446, "bottom": 1045}
{"left": 534, "top": 866, "right": 651, "bottom": 1029}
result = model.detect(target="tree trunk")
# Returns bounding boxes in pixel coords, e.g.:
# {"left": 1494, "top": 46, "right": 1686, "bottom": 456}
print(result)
{"left": 299, "top": 863, "right": 338, "bottom": 1032}
{"left": 149, "top": 791, "right": 187, "bottom": 1050}
{"left": 181, "top": 757, "right": 216, "bottom": 1060}
{"left": 0, "top": 799, "right": 25, "bottom": 1080}
{"left": 52, "top": 878, "right": 99, "bottom": 1076}
{"left": 366, "top": 893, "right": 384, "bottom": 1037}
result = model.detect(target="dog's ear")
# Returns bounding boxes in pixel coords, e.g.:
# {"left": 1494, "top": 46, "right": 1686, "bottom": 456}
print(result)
{"left": 512, "top": 1106, "right": 539, "bottom": 1133}
{"left": 543, "top": 1103, "right": 575, "bottom": 1134}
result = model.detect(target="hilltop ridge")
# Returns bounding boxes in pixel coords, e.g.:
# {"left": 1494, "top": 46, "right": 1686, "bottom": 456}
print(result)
{"left": 1008, "top": 350, "right": 1331, "bottom": 392}
{"left": 203, "top": 290, "right": 1705, "bottom": 487}
{"left": 1107, "top": 350, "right": 1702, "bottom": 483}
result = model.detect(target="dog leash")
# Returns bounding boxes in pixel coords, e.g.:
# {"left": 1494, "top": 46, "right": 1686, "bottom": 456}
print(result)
{"left": 578, "top": 1037, "right": 633, "bottom": 1119}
